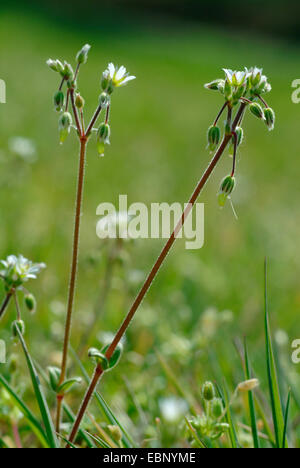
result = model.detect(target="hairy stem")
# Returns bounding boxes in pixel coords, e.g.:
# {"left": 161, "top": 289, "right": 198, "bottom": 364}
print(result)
{"left": 67, "top": 102, "right": 247, "bottom": 445}
{"left": 56, "top": 135, "right": 88, "bottom": 434}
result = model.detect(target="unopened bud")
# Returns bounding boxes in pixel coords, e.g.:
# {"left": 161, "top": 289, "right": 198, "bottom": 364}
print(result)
{"left": 237, "top": 379, "right": 259, "bottom": 392}
{"left": 202, "top": 381, "right": 215, "bottom": 401}
{"left": 59, "top": 112, "right": 72, "bottom": 143}
{"left": 211, "top": 398, "right": 223, "bottom": 418}
{"left": 218, "top": 175, "right": 235, "bottom": 207}
{"left": 97, "top": 123, "right": 110, "bottom": 156}
{"left": 76, "top": 44, "right": 91, "bottom": 64}
{"left": 263, "top": 107, "right": 275, "bottom": 131}
{"left": 249, "top": 102, "right": 264, "bottom": 120}
{"left": 99, "top": 92, "right": 110, "bottom": 108}
{"left": 54, "top": 91, "right": 64, "bottom": 111}
{"left": 108, "top": 425, "right": 122, "bottom": 442}
{"left": 235, "top": 126, "right": 244, "bottom": 146}
{"left": 101, "top": 70, "right": 112, "bottom": 92}
{"left": 47, "top": 59, "right": 58, "bottom": 72}
{"left": 224, "top": 80, "right": 232, "bottom": 100}
{"left": 62, "top": 62, "right": 74, "bottom": 80}
{"left": 24, "top": 293, "right": 36, "bottom": 313}
{"left": 75, "top": 93, "right": 85, "bottom": 109}
{"left": 207, "top": 125, "right": 221, "bottom": 151}
{"left": 11, "top": 320, "right": 25, "bottom": 337}
{"left": 204, "top": 79, "right": 224, "bottom": 91}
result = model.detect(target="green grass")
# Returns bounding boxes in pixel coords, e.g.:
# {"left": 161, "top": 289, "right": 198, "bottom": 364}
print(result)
{"left": 0, "top": 9, "right": 299, "bottom": 447}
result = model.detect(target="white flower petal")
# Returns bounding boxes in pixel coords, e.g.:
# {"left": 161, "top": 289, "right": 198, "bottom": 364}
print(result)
{"left": 115, "top": 65, "right": 126, "bottom": 81}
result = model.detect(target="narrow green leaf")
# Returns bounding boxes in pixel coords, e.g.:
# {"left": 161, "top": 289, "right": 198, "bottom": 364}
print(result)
{"left": 0, "top": 374, "right": 49, "bottom": 448}
{"left": 16, "top": 327, "right": 58, "bottom": 448}
{"left": 217, "top": 382, "right": 239, "bottom": 448}
{"left": 57, "top": 377, "right": 82, "bottom": 394}
{"left": 264, "top": 259, "right": 285, "bottom": 448}
{"left": 85, "top": 431, "right": 111, "bottom": 448}
{"left": 282, "top": 389, "right": 291, "bottom": 448}
{"left": 244, "top": 338, "right": 260, "bottom": 448}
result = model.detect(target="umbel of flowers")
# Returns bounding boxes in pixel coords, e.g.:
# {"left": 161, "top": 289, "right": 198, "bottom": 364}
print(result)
{"left": 205, "top": 67, "right": 275, "bottom": 207}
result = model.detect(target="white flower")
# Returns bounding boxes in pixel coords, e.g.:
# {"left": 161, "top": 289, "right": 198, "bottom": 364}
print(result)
{"left": 0, "top": 255, "right": 46, "bottom": 290}
{"left": 106, "top": 63, "right": 136, "bottom": 87}
{"left": 223, "top": 68, "right": 247, "bottom": 86}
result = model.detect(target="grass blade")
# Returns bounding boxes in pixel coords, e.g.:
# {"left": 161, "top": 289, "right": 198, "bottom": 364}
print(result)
{"left": 16, "top": 327, "right": 58, "bottom": 448}
{"left": 216, "top": 382, "right": 239, "bottom": 448}
{"left": 282, "top": 389, "right": 291, "bottom": 448}
{"left": 85, "top": 431, "right": 111, "bottom": 448}
{"left": 71, "top": 348, "right": 135, "bottom": 448}
{"left": 244, "top": 338, "right": 260, "bottom": 448}
{"left": 0, "top": 374, "right": 49, "bottom": 448}
{"left": 264, "top": 259, "right": 285, "bottom": 448}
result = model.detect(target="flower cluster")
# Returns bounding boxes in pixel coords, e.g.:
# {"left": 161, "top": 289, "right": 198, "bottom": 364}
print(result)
{"left": 205, "top": 67, "right": 275, "bottom": 208}
{"left": 0, "top": 255, "right": 45, "bottom": 292}
{"left": 47, "top": 45, "right": 135, "bottom": 157}
{"left": 189, "top": 381, "right": 229, "bottom": 442}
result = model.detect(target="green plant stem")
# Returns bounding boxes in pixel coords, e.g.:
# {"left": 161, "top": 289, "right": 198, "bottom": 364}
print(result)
{"left": 56, "top": 134, "right": 88, "bottom": 434}
{"left": 67, "top": 102, "right": 247, "bottom": 445}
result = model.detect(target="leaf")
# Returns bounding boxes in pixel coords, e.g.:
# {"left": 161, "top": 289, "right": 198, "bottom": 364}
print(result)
{"left": 101, "top": 344, "right": 123, "bottom": 370}
{"left": 244, "top": 338, "right": 260, "bottom": 448}
{"left": 0, "top": 374, "right": 49, "bottom": 448}
{"left": 85, "top": 431, "right": 111, "bottom": 449}
{"left": 15, "top": 327, "right": 58, "bottom": 448}
{"left": 57, "top": 377, "right": 82, "bottom": 394}
{"left": 282, "top": 389, "right": 291, "bottom": 448}
{"left": 264, "top": 258, "right": 286, "bottom": 448}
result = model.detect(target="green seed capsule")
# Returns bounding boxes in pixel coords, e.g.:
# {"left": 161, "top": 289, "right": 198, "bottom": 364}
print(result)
{"left": 24, "top": 293, "right": 36, "bottom": 312}
{"left": 207, "top": 125, "right": 221, "bottom": 151}
{"left": 249, "top": 102, "right": 264, "bottom": 120}
{"left": 202, "top": 381, "right": 215, "bottom": 401}
{"left": 11, "top": 320, "right": 25, "bottom": 337}
{"left": 54, "top": 91, "right": 64, "bottom": 111}
{"left": 263, "top": 107, "right": 275, "bottom": 131}
{"left": 204, "top": 79, "right": 224, "bottom": 91}
{"left": 218, "top": 175, "right": 235, "bottom": 207}
{"left": 48, "top": 366, "right": 61, "bottom": 392}
{"left": 235, "top": 126, "right": 244, "bottom": 146}
{"left": 75, "top": 93, "right": 85, "bottom": 109}
{"left": 97, "top": 123, "right": 110, "bottom": 156}
{"left": 211, "top": 398, "right": 223, "bottom": 418}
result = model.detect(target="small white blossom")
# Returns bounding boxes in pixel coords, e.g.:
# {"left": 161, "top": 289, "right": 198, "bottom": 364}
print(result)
{"left": 106, "top": 63, "right": 136, "bottom": 87}
{"left": 0, "top": 255, "right": 46, "bottom": 290}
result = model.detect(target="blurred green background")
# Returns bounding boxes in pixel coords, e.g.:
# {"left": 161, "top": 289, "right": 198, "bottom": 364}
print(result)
{"left": 0, "top": 1, "right": 300, "bottom": 446}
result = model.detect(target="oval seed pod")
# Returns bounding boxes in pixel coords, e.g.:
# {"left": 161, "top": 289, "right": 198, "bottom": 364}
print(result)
{"left": 11, "top": 320, "right": 25, "bottom": 337}
{"left": 207, "top": 125, "right": 221, "bottom": 151}
{"left": 202, "top": 381, "right": 215, "bottom": 401}
{"left": 218, "top": 175, "right": 235, "bottom": 207}
{"left": 249, "top": 102, "right": 264, "bottom": 120}
{"left": 24, "top": 293, "right": 36, "bottom": 313}
{"left": 54, "top": 91, "right": 64, "bottom": 111}
{"left": 263, "top": 107, "right": 275, "bottom": 131}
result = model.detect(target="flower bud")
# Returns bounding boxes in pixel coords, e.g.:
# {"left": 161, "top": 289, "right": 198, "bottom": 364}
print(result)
{"left": 62, "top": 62, "right": 74, "bottom": 80}
{"left": 55, "top": 60, "right": 65, "bottom": 75}
{"left": 99, "top": 92, "right": 110, "bottom": 108}
{"left": 202, "top": 381, "right": 215, "bottom": 401}
{"left": 11, "top": 320, "right": 25, "bottom": 337}
{"left": 97, "top": 123, "right": 110, "bottom": 156}
{"left": 76, "top": 44, "right": 91, "bottom": 64}
{"left": 224, "top": 80, "right": 232, "bottom": 100}
{"left": 237, "top": 379, "right": 259, "bottom": 392}
{"left": 108, "top": 425, "right": 122, "bottom": 442}
{"left": 204, "top": 79, "right": 224, "bottom": 91}
{"left": 249, "top": 102, "right": 264, "bottom": 120}
{"left": 75, "top": 93, "right": 85, "bottom": 109}
{"left": 54, "top": 91, "right": 64, "bottom": 111}
{"left": 59, "top": 112, "right": 72, "bottom": 143}
{"left": 207, "top": 125, "right": 221, "bottom": 151}
{"left": 24, "top": 293, "right": 36, "bottom": 313}
{"left": 263, "top": 107, "right": 275, "bottom": 131}
{"left": 211, "top": 398, "right": 223, "bottom": 418}
{"left": 46, "top": 59, "right": 58, "bottom": 72}
{"left": 235, "top": 126, "right": 244, "bottom": 146}
{"left": 218, "top": 175, "right": 235, "bottom": 207}
{"left": 8, "top": 354, "right": 18, "bottom": 374}
{"left": 101, "top": 70, "right": 112, "bottom": 92}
